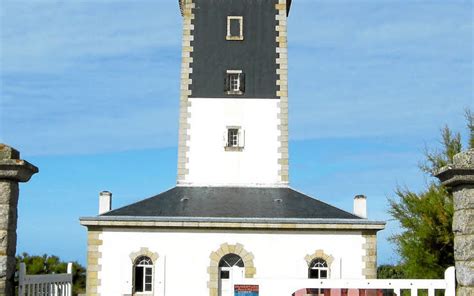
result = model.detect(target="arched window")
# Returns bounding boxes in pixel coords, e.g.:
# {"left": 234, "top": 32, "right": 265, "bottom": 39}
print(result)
{"left": 308, "top": 258, "right": 329, "bottom": 279}
{"left": 134, "top": 256, "right": 153, "bottom": 293}
{"left": 219, "top": 253, "right": 245, "bottom": 296}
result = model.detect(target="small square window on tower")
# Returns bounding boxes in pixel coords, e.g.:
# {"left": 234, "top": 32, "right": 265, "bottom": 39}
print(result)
{"left": 225, "top": 70, "right": 245, "bottom": 95}
{"left": 224, "top": 126, "right": 245, "bottom": 151}
{"left": 226, "top": 16, "right": 244, "bottom": 41}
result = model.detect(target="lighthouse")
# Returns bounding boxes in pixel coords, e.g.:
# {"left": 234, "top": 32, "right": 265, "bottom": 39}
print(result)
{"left": 80, "top": 2, "right": 385, "bottom": 295}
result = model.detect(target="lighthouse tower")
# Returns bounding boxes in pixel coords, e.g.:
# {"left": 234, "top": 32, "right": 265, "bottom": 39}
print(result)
{"left": 177, "top": 0, "right": 291, "bottom": 187}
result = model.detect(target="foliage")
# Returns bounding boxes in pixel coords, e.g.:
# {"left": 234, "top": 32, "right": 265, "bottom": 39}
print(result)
{"left": 388, "top": 110, "right": 473, "bottom": 279}
{"left": 466, "top": 109, "right": 474, "bottom": 149}
{"left": 418, "top": 126, "right": 461, "bottom": 176}
{"left": 16, "top": 253, "right": 86, "bottom": 296}
{"left": 389, "top": 185, "right": 454, "bottom": 278}
{"left": 377, "top": 264, "right": 405, "bottom": 279}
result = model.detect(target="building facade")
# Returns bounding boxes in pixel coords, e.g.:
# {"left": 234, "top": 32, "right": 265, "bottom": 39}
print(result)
{"left": 80, "top": 1, "right": 385, "bottom": 295}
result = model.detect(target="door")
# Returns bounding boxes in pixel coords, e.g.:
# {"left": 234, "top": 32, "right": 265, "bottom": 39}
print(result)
{"left": 218, "top": 253, "right": 245, "bottom": 296}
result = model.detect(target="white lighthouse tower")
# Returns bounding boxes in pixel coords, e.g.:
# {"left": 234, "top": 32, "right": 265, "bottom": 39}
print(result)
{"left": 176, "top": 0, "right": 289, "bottom": 187}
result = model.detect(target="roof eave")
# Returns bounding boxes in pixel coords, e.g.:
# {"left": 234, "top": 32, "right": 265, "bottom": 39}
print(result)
{"left": 80, "top": 216, "right": 386, "bottom": 231}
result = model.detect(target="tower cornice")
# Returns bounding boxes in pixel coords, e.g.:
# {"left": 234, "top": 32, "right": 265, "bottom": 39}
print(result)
{"left": 179, "top": 0, "right": 292, "bottom": 17}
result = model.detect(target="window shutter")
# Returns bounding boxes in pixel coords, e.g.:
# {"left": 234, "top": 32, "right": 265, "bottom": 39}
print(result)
{"left": 223, "top": 130, "right": 228, "bottom": 147}
{"left": 224, "top": 73, "right": 230, "bottom": 92}
{"left": 239, "top": 73, "right": 245, "bottom": 93}
{"left": 238, "top": 129, "right": 245, "bottom": 147}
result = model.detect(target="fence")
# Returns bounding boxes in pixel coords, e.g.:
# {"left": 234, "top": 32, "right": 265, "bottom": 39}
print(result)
{"left": 235, "top": 267, "right": 455, "bottom": 296}
{"left": 18, "top": 262, "right": 73, "bottom": 296}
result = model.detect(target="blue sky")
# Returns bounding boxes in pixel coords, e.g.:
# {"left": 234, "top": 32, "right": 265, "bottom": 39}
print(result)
{"left": 0, "top": 0, "right": 472, "bottom": 266}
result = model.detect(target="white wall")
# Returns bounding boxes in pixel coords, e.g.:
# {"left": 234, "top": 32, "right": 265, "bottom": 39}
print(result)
{"left": 98, "top": 229, "right": 366, "bottom": 296}
{"left": 184, "top": 98, "right": 281, "bottom": 186}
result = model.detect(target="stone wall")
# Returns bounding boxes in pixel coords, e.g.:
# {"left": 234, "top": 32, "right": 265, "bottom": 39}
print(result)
{"left": 436, "top": 148, "right": 474, "bottom": 296}
{"left": 0, "top": 145, "right": 38, "bottom": 296}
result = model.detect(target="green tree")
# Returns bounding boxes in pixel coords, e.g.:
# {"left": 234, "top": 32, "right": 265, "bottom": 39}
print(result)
{"left": 388, "top": 110, "right": 473, "bottom": 279}
{"left": 16, "top": 253, "right": 86, "bottom": 296}
{"left": 377, "top": 264, "right": 405, "bottom": 279}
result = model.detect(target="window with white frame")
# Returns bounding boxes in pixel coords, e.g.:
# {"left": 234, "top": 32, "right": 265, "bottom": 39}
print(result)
{"left": 133, "top": 256, "right": 153, "bottom": 293}
{"left": 228, "top": 128, "right": 239, "bottom": 147}
{"left": 226, "top": 16, "right": 243, "bottom": 40}
{"left": 308, "top": 258, "right": 329, "bottom": 279}
{"left": 224, "top": 126, "right": 245, "bottom": 151}
{"left": 225, "top": 70, "right": 245, "bottom": 95}
{"left": 229, "top": 74, "right": 240, "bottom": 92}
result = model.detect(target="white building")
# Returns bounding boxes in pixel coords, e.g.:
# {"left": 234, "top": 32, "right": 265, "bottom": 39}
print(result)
{"left": 80, "top": 1, "right": 385, "bottom": 295}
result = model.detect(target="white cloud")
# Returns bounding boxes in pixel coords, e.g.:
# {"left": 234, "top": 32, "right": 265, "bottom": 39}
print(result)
{"left": 287, "top": 1, "right": 472, "bottom": 141}
{"left": 1, "top": 1, "right": 181, "bottom": 73}
{"left": 1, "top": 0, "right": 472, "bottom": 156}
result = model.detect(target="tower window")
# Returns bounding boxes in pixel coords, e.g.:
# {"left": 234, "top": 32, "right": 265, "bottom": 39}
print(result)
{"left": 225, "top": 70, "right": 245, "bottom": 95}
{"left": 229, "top": 74, "right": 240, "bottom": 92}
{"left": 224, "top": 126, "right": 245, "bottom": 151}
{"left": 226, "top": 16, "right": 243, "bottom": 40}
{"left": 228, "top": 128, "right": 239, "bottom": 147}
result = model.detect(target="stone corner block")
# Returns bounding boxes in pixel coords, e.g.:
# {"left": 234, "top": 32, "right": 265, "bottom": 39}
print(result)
{"left": 0, "top": 145, "right": 38, "bottom": 182}
{"left": 456, "top": 260, "right": 474, "bottom": 286}
{"left": 436, "top": 149, "right": 474, "bottom": 188}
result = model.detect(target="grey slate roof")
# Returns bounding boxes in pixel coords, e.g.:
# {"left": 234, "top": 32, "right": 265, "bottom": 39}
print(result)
{"left": 102, "top": 186, "right": 361, "bottom": 220}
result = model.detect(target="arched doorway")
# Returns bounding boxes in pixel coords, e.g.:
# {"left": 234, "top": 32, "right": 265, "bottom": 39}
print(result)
{"left": 218, "top": 253, "right": 245, "bottom": 296}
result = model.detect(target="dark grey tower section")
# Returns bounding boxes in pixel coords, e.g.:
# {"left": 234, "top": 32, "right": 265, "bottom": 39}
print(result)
{"left": 190, "top": 0, "right": 279, "bottom": 98}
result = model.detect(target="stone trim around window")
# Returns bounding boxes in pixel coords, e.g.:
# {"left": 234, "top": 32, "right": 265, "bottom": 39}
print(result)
{"left": 304, "top": 249, "right": 335, "bottom": 267}
{"left": 129, "top": 247, "right": 159, "bottom": 263}
{"left": 129, "top": 248, "right": 159, "bottom": 296}
{"left": 226, "top": 16, "right": 244, "bottom": 41}
{"left": 207, "top": 243, "right": 256, "bottom": 296}
{"left": 224, "top": 126, "right": 245, "bottom": 151}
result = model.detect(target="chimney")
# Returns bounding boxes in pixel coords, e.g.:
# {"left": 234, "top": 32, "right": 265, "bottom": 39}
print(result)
{"left": 353, "top": 194, "right": 367, "bottom": 218}
{"left": 99, "top": 191, "right": 112, "bottom": 214}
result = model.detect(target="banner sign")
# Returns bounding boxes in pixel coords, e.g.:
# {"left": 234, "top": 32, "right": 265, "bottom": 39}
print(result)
{"left": 234, "top": 284, "right": 259, "bottom": 296}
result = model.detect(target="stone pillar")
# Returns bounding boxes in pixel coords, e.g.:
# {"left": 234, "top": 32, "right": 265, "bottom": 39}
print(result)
{"left": 436, "top": 148, "right": 474, "bottom": 296}
{"left": 0, "top": 145, "right": 38, "bottom": 296}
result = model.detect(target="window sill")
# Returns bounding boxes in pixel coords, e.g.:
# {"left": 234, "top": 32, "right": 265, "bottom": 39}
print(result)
{"left": 226, "top": 91, "right": 243, "bottom": 96}
{"left": 226, "top": 36, "right": 244, "bottom": 41}
{"left": 225, "top": 146, "right": 244, "bottom": 152}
